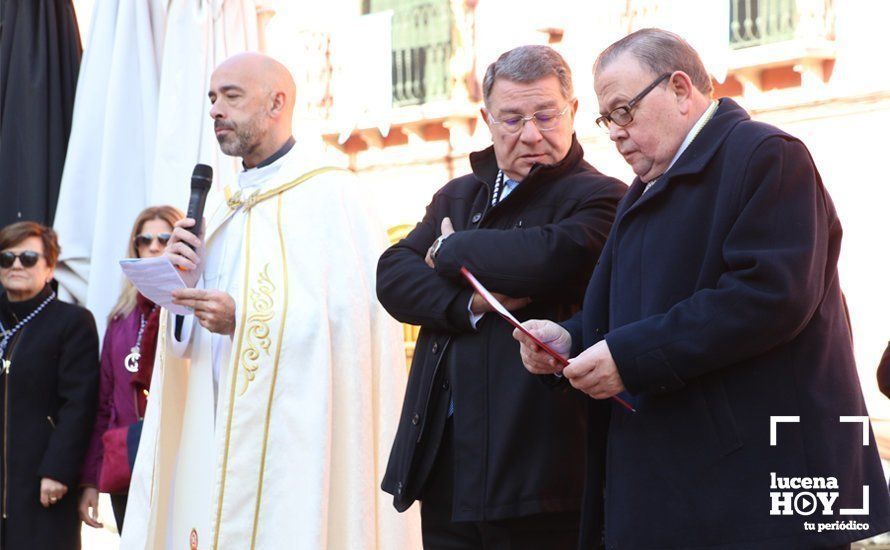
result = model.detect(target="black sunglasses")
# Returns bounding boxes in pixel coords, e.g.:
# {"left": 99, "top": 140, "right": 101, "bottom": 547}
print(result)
{"left": 0, "top": 251, "right": 43, "bottom": 269}
{"left": 134, "top": 233, "right": 172, "bottom": 248}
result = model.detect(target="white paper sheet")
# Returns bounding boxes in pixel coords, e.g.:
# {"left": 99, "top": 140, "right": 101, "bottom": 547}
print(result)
{"left": 119, "top": 257, "right": 192, "bottom": 316}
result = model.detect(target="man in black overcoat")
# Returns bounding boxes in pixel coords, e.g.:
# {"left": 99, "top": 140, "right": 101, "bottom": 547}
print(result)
{"left": 516, "top": 29, "right": 890, "bottom": 549}
{"left": 378, "top": 45, "right": 626, "bottom": 548}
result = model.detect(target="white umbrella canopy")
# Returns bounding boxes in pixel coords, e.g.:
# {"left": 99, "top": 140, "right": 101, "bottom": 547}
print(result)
{"left": 54, "top": 0, "right": 257, "bottom": 338}
{"left": 53, "top": 0, "right": 166, "bottom": 339}
{"left": 150, "top": 0, "right": 258, "bottom": 209}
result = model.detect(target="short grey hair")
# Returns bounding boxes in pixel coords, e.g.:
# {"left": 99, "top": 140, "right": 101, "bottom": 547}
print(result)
{"left": 482, "top": 45, "right": 574, "bottom": 107}
{"left": 594, "top": 28, "right": 713, "bottom": 97}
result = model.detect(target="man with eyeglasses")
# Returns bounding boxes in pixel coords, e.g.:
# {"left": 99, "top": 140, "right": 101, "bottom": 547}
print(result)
{"left": 515, "top": 28, "right": 890, "bottom": 548}
{"left": 378, "top": 44, "right": 625, "bottom": 548}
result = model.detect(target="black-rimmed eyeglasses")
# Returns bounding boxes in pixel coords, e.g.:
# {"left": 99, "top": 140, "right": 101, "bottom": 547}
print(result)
{"left": 595, "top": 73, "right": 671, "bottom": 131}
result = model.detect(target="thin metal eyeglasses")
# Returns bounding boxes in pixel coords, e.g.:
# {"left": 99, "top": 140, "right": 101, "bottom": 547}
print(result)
{"left": 0, "top": 251, "right": 43, "bottom": 269}
{"left": 595, "top": 73, "right": 671, "bottom": 131}
{"left": 488, "top": 104, "right": 571, "bottom": 133}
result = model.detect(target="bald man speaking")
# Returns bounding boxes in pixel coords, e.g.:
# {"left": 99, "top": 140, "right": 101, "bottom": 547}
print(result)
{"left": 122, "top": 53, "right": 420, "bottom": 550}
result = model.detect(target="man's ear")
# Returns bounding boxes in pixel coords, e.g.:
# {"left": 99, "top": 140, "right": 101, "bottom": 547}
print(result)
{"left": 669, "top": 71, "right": 696, "bottom": 115}
{"left": 480, "top": 106, "right": 493, "bottom": 134}
{"left": 269, "top": 91, "right": 286, "bottom": 117}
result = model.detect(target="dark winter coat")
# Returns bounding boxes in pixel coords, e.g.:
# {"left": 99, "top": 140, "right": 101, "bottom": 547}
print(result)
{"left": 565, "top": 98, "right": 890, "bottom": 549}
{"left": 1, "top": 285, "right": 99, "bottom": 549}
{"left": 379, "top": 136, "right": 626, "bottom": 521}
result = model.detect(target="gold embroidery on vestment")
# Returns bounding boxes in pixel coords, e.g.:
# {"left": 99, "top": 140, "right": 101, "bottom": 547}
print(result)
{"left": 214, "top": 208, "right": 253, "bottom": 549}
{"left": 225, "top": 167, "right": 342, "bottom": 212}
{"left": 238, "top": 264, "right": 275, "bottom": 396}
{"left": 249, "top": 193, "right": 290, "bottom": 549}
{"left": 213, "top": 168, "right": 340, "bottom": 548}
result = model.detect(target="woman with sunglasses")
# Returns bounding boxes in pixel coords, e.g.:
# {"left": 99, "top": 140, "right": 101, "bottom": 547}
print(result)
{"left": 78, "top": 205, "right": 182, "bottom": 534}
{"left": 0, "top": 222, "right": 99, "bottom": 549}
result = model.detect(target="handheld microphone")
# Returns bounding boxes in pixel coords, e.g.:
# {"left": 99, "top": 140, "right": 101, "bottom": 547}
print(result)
{"left": 186, "top": 164, "right": 213, "bottom": 240}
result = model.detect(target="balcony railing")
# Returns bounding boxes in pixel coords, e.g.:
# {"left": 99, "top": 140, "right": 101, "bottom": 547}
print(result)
{"left": 368, "top": 0, "right": 454, "bottom": 107}
{"left": 731, "top": 0, "right": 835, "bottom": 51}
{"left": 390, "top": 1, "right": 453, "bottom": 107}
{"left": 730, "top": 0, "right": 797, "bottom": 49}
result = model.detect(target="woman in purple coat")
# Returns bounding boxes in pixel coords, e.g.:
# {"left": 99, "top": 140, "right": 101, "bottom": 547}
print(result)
{"left": 78, "top": 205, "right": 182, "bottom": 532}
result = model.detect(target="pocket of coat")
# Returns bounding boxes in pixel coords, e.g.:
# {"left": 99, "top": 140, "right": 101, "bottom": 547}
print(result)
{"left": 700, "top": 378, "right": 742, "bottom": 455}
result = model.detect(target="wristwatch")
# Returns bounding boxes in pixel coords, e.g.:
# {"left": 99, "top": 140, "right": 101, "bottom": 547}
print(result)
{"left": 430, "top": 234, "right": 448, "bottom": 260}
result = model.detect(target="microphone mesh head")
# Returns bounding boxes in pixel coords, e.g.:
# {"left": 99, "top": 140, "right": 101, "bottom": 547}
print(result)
{"left": 191, "top": 164, "right": 213, "bottom": 190}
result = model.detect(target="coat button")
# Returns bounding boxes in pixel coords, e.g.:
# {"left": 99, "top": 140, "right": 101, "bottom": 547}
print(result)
{"left": 411, "top": 413, "right": 420, "bottom": 425}
{"left": 431, "top": 342, "right": 439, "bottom": 354}
{"left": 471, "top": 213, "right": 482, "bottom": 224}
{"left": 397, "top": 481, "right": 403, "bottom": 495}
{"left": 442, "top": 379, "right": 450, "bottom": 390}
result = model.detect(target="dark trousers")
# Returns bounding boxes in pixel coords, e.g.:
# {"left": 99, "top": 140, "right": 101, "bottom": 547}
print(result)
{"left": 419, "top": 419, "right": 580, "bottom": 550}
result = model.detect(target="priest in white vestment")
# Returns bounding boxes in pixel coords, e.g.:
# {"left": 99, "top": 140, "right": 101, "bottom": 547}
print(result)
{"left": 122, "top": 53, "right": 421, "bottom": 550}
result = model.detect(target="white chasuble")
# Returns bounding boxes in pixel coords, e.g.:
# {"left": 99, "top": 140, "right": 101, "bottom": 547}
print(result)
{"left": 123, "top": 150, "right": 421, "bottom": 549}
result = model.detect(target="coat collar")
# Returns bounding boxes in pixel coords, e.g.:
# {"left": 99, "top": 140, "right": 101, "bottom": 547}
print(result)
{"left": 621, "top": 98, "right": 750, "bottom": 215}
{"left": 0, "top": 284, "right": 53, "bottom": 324}
{"left": 468, "top": 133, "right": 585, "bottom": 197}
{"left": 242, "top": 136, "right": 295, "bottom": 171}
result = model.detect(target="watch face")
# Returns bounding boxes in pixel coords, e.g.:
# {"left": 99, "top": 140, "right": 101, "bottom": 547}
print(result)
{"left": 432, "top": 235, "right": 445, "bottom": 258}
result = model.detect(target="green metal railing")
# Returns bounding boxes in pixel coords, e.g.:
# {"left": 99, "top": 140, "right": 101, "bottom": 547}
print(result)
{"left": 730, "top": 0, "right": 797, "bottom": 49}
{"left": 367, "top": 0, "right": 454, "bottom": 107}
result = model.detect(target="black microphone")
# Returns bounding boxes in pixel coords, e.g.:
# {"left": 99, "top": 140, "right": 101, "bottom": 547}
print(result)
{"left": 175, "top": 164, "right": 213, "bottom": 340}
{"left": 186, "top": 164, "right": 213, "bottom": 240}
